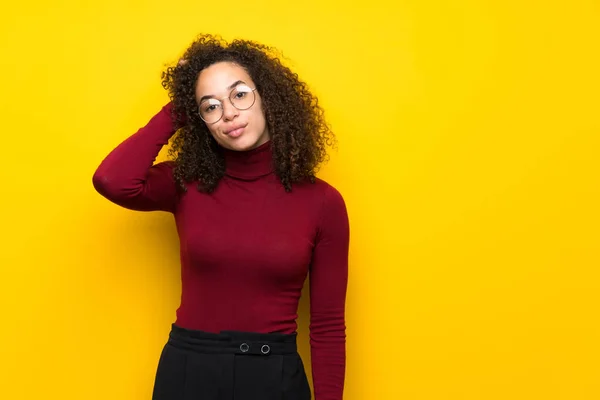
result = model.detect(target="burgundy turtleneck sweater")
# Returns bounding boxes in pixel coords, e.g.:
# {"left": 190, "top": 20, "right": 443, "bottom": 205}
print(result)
{"left": 92, "top": 103, "right": 349, "bottom": 399}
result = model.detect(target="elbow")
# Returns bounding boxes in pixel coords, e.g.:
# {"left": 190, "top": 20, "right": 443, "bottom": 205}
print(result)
{"left": 310, "top": 311, "right": 346, "bottom": 338}
{"left": 92, "top": 168, "right": 124, "bottom": 201}
{"left": 92, "top": 168, "right": 148, "bottom": 210}
{"left": 92, "top": 170, "right": 112, "bottom": 198}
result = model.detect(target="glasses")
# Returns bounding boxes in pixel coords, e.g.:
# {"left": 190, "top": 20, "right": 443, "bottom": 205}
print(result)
{"left": 198, "top": 84, "right": 257, "bottom": 124}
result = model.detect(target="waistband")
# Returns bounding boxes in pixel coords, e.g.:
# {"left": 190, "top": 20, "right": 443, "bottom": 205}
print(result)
{"left": 167, "top": 324, "right": 298, "bottom": 356}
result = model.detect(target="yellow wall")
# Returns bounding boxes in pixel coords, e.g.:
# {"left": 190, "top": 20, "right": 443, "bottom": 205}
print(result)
{"left": 1, "top": 1, "right": 599, "bottom": 399}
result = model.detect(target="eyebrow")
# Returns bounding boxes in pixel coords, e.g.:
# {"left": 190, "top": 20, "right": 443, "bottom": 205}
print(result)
{"left": 199, "top": 80, "right": 246, "bottom": 103}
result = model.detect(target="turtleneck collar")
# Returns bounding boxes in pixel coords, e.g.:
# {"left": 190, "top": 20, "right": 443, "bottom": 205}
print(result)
{"left": 222, "top": 140, "right": 274, "bottom": 180}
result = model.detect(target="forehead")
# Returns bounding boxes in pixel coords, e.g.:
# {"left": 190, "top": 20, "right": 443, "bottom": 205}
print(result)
{"left": 195, "top": 62, "right": 254, "bottom": 98}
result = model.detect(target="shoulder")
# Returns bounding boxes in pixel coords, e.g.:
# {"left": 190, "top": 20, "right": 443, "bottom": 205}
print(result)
{"left": 313, "top": 177, "right": 345, "bottom": 201}
{"left": 304, "top": 178, "right": 350, "bottom": 244}
{"left": 291, "top": 175, "right": 344, "bottom": 198}
{"left": 309, "top": 177, "right": 348, "bottom": 220}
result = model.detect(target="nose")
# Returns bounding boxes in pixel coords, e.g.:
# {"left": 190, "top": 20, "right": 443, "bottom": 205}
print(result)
{"left": 222, "top": 100, "right": 239, "bottom": 121}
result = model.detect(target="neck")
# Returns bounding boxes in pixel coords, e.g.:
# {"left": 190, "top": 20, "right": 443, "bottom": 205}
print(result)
{"left": 222, "top": 140, "right": 274, "bottom": 180}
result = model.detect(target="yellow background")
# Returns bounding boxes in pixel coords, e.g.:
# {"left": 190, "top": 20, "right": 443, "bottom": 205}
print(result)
{"left": 1, "top": 1, "right": 599, "bottom": 399}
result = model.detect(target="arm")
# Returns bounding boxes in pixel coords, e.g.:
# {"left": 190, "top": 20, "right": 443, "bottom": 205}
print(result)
{"left": 92, "top": 102, "right": 181, "bottom": 212}
{"left": 309, "top": 184, "right": 350, "bottom": 400}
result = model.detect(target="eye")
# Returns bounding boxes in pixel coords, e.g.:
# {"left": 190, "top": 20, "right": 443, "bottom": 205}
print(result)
{"left": 201, "top": 99, "right": 222, "bottom": 113}
{"left": 234, "top": 84, "right": 252, "bottom": 95}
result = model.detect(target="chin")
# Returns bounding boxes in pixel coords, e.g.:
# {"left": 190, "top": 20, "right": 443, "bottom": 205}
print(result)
{"left": 220, "top": 136, "right": 262, "bottom": 152}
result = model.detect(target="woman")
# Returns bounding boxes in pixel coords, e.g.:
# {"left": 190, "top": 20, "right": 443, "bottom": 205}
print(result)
{"left": 93, "top": 34, "right": 349, "bottom": 400}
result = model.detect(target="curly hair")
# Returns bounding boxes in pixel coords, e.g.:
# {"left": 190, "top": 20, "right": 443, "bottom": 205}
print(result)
{"left": 160, "top": 34, "right": 336, "bottom": 193}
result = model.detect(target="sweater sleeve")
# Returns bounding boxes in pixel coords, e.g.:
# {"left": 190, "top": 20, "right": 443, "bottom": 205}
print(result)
{"left": 92, "top": 103, "right": 180, "bottom": 213}
{"left": 309, "top": 184, "right": 350, "bottom": 400}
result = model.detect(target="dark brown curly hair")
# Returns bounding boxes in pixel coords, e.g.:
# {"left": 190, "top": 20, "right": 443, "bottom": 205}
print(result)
{"left": 160, "top": 34, "right": 336, "bottom": 193}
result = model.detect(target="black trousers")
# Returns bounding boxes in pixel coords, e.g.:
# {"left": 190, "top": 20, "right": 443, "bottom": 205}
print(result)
{"left": 152, "top": 324, "right": 312, "bottom": 400}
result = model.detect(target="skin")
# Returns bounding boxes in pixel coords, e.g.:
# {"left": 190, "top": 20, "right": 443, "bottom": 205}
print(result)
{"left": 194, "top": 61, "right": 270, "bottom": 152}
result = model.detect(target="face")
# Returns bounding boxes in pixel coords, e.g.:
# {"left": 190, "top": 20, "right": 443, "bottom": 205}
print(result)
{"left": 195, "top": 62, "right": 270, "bottom": 152}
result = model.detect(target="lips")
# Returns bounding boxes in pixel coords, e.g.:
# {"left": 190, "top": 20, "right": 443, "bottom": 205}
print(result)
{"left": 224, "top": 123, "right": 247, "bottom": 135}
